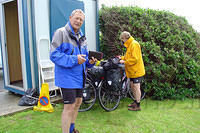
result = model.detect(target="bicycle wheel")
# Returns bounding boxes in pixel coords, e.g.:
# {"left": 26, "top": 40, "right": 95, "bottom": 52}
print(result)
{"left": 98, "top": 82, "right": 121, "bottom": 111}
{"left": 79, "top": 80, "right": 96, "bottom": 112}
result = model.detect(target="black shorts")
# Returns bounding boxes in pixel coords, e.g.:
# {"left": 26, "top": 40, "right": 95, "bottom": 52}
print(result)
{"left": 61, "top": 88, "right": 83, "bottom": 104}
{"left": 130, "top": 76, "right": 143, "bottom": 83}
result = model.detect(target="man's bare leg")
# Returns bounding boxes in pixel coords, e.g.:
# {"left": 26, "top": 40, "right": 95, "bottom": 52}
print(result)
{"left": 128, "top": 82, "right": 141, "bottom": 111}
{"left": 62, "top": 104, "right": 75, "bottom": 133}
{"left": 130, "top": 82, "right": 141, "bottom": 103}
{"left": 71, "top": 98, "right": 82, "bottom": 123}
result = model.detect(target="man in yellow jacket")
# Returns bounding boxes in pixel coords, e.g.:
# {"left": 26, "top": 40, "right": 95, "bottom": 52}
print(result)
{"left": 119, "top": 31, "right": 145, "bottom": 111}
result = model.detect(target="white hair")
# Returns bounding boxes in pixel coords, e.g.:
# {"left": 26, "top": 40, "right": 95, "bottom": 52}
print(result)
{"left": 120, "top": 31, "right": 131, "bottom": 40}
{"left": 71, "top": 9, "right": 85, "bottom": 17}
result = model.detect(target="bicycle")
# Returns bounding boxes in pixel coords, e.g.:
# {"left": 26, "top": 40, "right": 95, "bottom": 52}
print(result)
{"left": 98, "top": 64, "right": 146, "bottom": 111}
{"left": 79, "top": 58, "right": 145, "bottom": 112}
{"left": 79, "top": 62, "right": 115, "bottom": 112}
{"left": 78, "top": 65, "right": 104, "bottom": 112}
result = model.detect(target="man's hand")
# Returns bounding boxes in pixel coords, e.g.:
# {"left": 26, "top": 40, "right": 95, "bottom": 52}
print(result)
{"left": 89, "top": 57, "right": 97, "bottom": 64}
{"left": 120, "top": 60, "right": 125, "bottom": 64}
{"left": 78, "top": 54, "right": 86, "bottom": 64}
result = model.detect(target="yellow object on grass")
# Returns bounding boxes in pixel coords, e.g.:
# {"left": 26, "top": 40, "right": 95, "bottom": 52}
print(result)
{"left": 33, "top": 83, "right": 54, "bottom": 112}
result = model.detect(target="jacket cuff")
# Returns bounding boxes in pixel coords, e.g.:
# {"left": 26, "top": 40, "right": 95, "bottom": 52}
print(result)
{"left": 72, "top": 55, "right": 78, "bottom": 65}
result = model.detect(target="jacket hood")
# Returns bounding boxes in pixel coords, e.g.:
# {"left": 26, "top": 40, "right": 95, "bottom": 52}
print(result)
{"left": 124, "top": 36, "right": 134, "bottom": 48}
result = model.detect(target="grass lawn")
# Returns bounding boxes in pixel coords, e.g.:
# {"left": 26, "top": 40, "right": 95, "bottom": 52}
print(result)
{"left": 0, "top": 98, "right": 199, "bottom": 133}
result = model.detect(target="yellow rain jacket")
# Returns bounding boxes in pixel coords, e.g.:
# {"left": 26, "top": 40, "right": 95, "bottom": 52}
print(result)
{"left": 121, "top": 36, "right": 145, "bottom": 78}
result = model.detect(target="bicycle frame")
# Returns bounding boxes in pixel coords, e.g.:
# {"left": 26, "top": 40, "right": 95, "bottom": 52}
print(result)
{"left": 80, "top": 60, "right": 145, "bottom": 112}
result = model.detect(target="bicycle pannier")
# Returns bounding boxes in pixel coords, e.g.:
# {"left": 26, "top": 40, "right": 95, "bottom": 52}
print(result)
{"left": 103, "top": 57, "right": 120, "bottom": 70}
{"left": 106, "top": 68, "right": 123, "bottom": 91}
{"left": 87, "top": 66, "right": 105, "bottom": 81}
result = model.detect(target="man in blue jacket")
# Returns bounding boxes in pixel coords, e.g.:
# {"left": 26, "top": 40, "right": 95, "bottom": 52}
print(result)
{"left": 50, "top": 9, "right": 96, "bottom": 133}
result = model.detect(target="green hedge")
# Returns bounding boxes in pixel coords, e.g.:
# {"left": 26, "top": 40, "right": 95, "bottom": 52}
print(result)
{"left": 99, "top": 6, "right": 200, "bottom": 100}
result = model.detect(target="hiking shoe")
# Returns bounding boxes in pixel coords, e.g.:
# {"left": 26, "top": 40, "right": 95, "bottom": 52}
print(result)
{"left": 128, "top": 102, "right": 137, "bottom": 108}
{"left": 128, "top": 106, "right": 141, "bottom": 111}
{"left": 72, "top": 128, "right": 79, "bottom": 133}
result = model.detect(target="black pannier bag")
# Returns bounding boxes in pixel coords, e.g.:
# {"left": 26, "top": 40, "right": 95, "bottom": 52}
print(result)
{"left": 102, "top": 57, "right": 123, "bottom": 91}
{"left": 87, "top": 66, "right": 105, "bottom": 82}
{"left": 103, "top": 57, "right": 120, "bottom": 70}
{"left": 106, "top": 68, "right": 123, "bottom": 91}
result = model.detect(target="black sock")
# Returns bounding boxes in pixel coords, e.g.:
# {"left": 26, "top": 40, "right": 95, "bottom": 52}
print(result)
{"left": 134, "top": 100, "right": 137, "bottom": 103}
{"left": 136, "top": 102, "right": 140, "bottom": 107}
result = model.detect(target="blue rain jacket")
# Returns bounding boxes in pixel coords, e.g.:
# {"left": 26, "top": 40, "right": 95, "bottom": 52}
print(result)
{"left": 50, "top": 22, "right": 93, "bottom": 89}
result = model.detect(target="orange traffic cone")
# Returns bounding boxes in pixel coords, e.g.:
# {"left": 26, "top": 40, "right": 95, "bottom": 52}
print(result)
{"left": 33, "top": 83, "right": 54, "bottom": 112}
